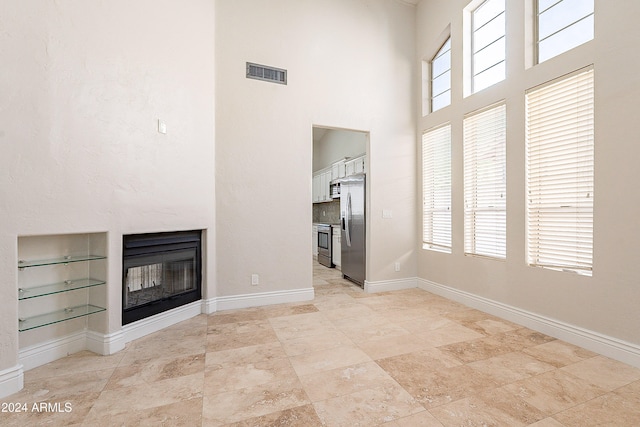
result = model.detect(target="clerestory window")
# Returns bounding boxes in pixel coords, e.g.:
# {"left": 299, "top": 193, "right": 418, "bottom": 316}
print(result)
{"left": 537, "top": 0, "right": 594, "bottom": 63}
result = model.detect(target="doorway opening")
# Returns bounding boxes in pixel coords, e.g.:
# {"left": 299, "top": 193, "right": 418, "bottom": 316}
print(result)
{"left": 312, "top": 126, "right": 368, "bottom": 287}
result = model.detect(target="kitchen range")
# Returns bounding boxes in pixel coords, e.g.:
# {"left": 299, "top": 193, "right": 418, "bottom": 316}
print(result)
{"left": 316, "top": 223, "right": 334, "bottom": 268}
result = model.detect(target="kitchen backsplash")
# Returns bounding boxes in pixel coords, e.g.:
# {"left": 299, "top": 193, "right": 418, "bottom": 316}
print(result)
{"left": 313, "top": 199, "right": 340, "bottom": 223}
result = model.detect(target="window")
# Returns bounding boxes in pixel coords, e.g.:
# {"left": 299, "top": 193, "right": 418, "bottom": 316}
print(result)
{"left": 526, "top": 67, "right": 594, "bottom": 275}
{"left": 423, "top": 124, "right": 452, "bottom": 252}
{"left": 471, "top": 0, "right": 506, "bottom": 93}
{"left": 464, "top": 102, "right": 507, "bottom": 259}
{"left": 537, "top": 0, "right": 594, "bottom": 63}
{"left": 431, "top": 37, "right": 452, "bottom": 112}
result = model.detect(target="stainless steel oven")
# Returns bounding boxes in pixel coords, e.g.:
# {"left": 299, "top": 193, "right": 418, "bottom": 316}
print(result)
{"left": 317, "top": 224, "right": 334, "bottom": 268}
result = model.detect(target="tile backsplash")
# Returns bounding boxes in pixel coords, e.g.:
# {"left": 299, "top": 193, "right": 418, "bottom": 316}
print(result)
{"left": 313, "top": 200, "right": 340, "bottom": 223}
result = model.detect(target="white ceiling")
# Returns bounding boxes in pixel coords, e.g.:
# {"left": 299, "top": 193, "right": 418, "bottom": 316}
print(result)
{"left": 313, "top": 127, "right": 329, "bottom": 143}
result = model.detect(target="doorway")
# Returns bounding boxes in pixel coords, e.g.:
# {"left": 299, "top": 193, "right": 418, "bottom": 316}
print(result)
{"left": 311, "top": 126, "right": 368, "bottom": 284}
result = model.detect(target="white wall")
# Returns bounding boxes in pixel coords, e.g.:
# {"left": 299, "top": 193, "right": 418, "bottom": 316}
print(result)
{"left": 0, "top": 0, "right": 216, "bottom": 373}
{"left": 416, "top": 0, "right": 640, "bottom": 350}
{"left": 0, "top": 0, "right": 420, "bottom": 391}
{"left": 215, "top": 0, "right": 417, "bottom": 296}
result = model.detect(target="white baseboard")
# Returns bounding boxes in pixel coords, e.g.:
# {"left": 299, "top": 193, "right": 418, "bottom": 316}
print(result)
{"left": 365, "top": 277, "right": 418, "bottom": 293}
{"left": 0, "top": 364, "right": 24, "bottom": 399}
{"left": 86, "top": 330, "right": 125, "bottom": 356}
{"left": 201, "top": 297, "right": 217, "bottom": 315}
{"left": 215, "top": 287, "right": 315, "bottom": 311}
{"left": 19, "top": 331, "right": 87, "bottom": 372}
{"left": 122, "top": 300, "right": 203, "bottom": 344}
{"left": 417, "top": 278, "right": 640, "bottom": 369}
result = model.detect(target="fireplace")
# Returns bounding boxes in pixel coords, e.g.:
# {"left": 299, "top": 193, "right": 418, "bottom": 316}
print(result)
{"left": 122, "top": 230, "right": 202, "bottom": 325}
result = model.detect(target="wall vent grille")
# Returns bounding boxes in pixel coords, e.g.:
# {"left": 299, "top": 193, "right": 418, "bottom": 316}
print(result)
{"left": 246, "top": 62, "right": 287, "bottom": 85}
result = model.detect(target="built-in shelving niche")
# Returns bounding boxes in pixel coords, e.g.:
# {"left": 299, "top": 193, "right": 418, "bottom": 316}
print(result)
{"left": 17, "top": 233, "right": 108, "bottom": 352}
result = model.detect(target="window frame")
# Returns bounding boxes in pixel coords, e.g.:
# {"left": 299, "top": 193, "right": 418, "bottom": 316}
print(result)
{"left": 470, "top": 0, "right": 506, "bottom": 94}
{"left": 430, "top": 37, "right": 452, "bottom": 113}
{"left": 536, "top": 0, "right": 595, "bottom": 64}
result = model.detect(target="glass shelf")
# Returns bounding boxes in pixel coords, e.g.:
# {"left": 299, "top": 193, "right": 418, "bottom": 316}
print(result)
{"left": 18, "top": 255, "right": 106, "bottom": 269}
{"left": 18, "top": 279, "right": 106, "bottom": 300}
{"left": 18, "top": 304, "right": 106, "bottom": 332}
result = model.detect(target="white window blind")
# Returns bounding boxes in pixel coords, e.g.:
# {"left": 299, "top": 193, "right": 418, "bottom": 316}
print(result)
{"left": 423, "top": 124, "right": 452, "bottom": 252}
{"left": 464, "top": 102, "right": 507, "bottom": 259}
{"left": 431, "top": 37, "right": 451, "bottom": 112}
{"left": 526, "top": 67, "right": 594, "bottom": 275}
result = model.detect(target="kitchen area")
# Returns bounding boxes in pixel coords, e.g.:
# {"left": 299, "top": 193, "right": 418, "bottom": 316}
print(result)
{"left": 312, "top": 127, "right": 367, "bottom": 287}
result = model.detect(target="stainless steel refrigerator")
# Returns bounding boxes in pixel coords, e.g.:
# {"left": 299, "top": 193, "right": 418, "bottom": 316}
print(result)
{"left": 340, "top": 173, "right": 366, "bottom": 287}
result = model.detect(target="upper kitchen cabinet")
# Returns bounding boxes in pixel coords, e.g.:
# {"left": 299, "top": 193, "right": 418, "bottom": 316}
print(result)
{"left": 345, "top": 154, "right": 366, "bottom": 176}
{"left": 312, "top": 167, "right": 332, "bottom": 203}
{"left": 331, "top": 159, "right": 346, "bottom": 181}
{"left": 313, "top": 154, "right": 366, "bottom": 204}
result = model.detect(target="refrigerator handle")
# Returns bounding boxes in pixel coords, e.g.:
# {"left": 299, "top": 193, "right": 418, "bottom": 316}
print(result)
{"left": 345, "top": 192, "right": 352, "bottom": 247}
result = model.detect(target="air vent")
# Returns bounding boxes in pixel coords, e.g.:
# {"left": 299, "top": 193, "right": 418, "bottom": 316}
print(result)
{"left": 246, "top": 62, "right": 287, "bottom": 85}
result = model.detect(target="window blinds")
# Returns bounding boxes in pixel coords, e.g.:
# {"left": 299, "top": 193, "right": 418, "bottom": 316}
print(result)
{"left": 422, "top": 124, "right": 452, "bottom": 252}
{"left": 526, "top": 67, "right": 594, "bottom": 274}
{"left": 464, "top": 102, "right": 507, "bottom": 259}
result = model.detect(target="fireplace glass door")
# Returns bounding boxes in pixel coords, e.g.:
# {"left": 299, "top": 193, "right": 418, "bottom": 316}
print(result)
{"left": 124, "top": 249, "right": 197, "bottom": 310}
{"left": 122, "top": 230, "right": 201, "bottom": 325}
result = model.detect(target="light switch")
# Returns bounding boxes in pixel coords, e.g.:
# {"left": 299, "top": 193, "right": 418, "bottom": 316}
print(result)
{"left": 158, "top": 119, "right": 167, "bottom": 134}
{"left": 382, "top": 209, "right": 393, "bottom": 219}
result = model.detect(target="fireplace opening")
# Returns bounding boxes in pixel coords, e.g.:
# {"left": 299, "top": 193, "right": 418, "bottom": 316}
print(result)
{"left": 122, "top": 230, "right": 202, "bottom": 325}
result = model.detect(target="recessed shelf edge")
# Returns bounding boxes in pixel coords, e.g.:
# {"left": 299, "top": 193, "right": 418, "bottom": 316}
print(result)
{"left": 18, "top": 304, "right": 106, "bottom": 332}
{"left": 18, "top": 255, "right": 107, "bottom": 269}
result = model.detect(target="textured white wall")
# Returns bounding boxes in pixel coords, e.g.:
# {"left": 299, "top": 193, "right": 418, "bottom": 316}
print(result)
{"left": 416, "top": 0, "right": 640, "bottom": 346}
{"left": 215, "top": 0, "right": 417, "bottom": 296}
{"left": 0, "top": 0, "right": 216, "bottom": 371}
{"left": 0, "top": 0, "right": 420, "bottom": 378}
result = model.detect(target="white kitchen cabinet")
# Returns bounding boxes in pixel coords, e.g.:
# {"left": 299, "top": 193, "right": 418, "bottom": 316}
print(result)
{"left": 345, "top": 160, "right": 354, "bottom": 177}
{"left": 354, "top": 154, "right": 365, "bottom": 174}
{"left": 345, "top": 154, "right": 366, "bottom": 177}
{"left": 312, "top": 225, "right": 318, "bottom": 259}
{"left": 331, "top": 159, "right": 346, "bottom": 181}
{"left": 312, "top": 174, "right": 321, "bottom": 202}
{"left": 312, "top": 167, "right": 332, "bottom": 203}
{"left": 321, "top": 170, "right": 331, "bottom": 201}
{"left": 332, "top": 226, "right": 341, "bottom": 268}
{"left": 314, "top": 155, "right": 365, "bottom": 204}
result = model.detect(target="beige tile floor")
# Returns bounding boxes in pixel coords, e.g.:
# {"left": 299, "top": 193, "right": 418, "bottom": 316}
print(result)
{"left": 3, "top": 262, "right": 640, "bottom": 426}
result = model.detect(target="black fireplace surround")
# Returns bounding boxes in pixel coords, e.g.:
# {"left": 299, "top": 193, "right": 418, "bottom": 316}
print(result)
{"left": 122, "top": 230, "right": 202, "bottom": 325}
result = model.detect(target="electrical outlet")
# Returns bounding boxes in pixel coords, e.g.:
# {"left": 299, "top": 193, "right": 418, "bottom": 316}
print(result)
{"left": 394, "top": 262, "right": 400, "bottom": 272}
{"left": 251, "top": 274, "right": 259, "bottom": 286}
